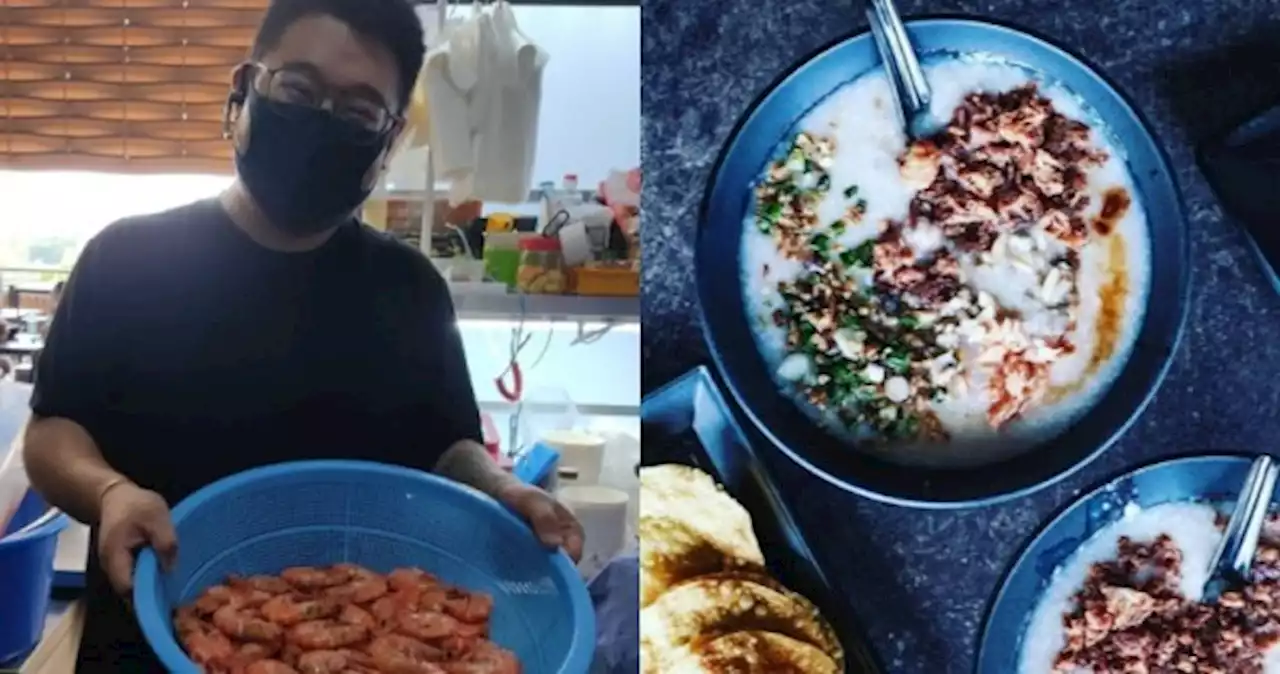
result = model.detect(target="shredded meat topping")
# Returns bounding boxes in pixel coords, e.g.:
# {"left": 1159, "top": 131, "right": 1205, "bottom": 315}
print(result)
{"left": 1056, "top": 521, "right": 1280, "bottom": 674}
{"left": 899, "top": 83, "right": 1108, "bottom": 253}
{"left": 881, "top": 84, "right": 1111, "bottom": 427}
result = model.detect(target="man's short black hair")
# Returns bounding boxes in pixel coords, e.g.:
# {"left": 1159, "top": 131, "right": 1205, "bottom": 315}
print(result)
{"left": 251, "top": 0, "right": 426, "bottom": 111}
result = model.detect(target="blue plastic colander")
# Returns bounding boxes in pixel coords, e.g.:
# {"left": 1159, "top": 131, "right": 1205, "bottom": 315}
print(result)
{"left": 133, "top": 460, "right": 594, "bottom": 674}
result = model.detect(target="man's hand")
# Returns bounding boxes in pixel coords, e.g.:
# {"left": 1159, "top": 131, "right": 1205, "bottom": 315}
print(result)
{"left": 496, "top": 482, "right": 585, "bottom": 563}
{"left": 434, "top": 440, "right": 585, "bottom": 562}
{"left": 98, "top": 481, "right": 179, "bottom": 594}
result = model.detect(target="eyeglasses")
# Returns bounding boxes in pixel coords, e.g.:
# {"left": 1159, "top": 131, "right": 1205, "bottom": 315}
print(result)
{"left": 248, "top": 62, "right": 400, "bottom": 137}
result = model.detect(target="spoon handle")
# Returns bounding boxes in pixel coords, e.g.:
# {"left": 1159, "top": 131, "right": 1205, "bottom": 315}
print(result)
{"left": 867, "top": 8, "right": 910, "bottom": 132}
{"left": 867, "top": 0, "right": 929, "bottom": 114}
{"left": 1211, "top": 455, "right": 1277, "bottom": 582}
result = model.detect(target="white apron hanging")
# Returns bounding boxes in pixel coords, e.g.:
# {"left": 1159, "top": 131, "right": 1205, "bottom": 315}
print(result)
{"left": 422, "top": 8, "right": 482, "bottom": 194}
{"left": 422, "top": 0, "right": 547, "bottom": 205}
{"left": 473, "top": 0, "right": 547, "bottom": 204}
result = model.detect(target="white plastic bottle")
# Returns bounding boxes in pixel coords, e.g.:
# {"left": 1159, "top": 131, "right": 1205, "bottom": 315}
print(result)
{"left": 561, "top": 174, "right": 582, "bottom": 206}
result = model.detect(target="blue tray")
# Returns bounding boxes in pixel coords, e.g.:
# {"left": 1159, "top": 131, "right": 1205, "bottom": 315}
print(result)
{"left": 641, "top": 367, "right": 884, "bottom": 673}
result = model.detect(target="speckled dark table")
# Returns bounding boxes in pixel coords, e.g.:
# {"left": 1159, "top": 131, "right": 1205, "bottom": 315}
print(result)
{"left": 640, "top": 2, "right": 1280, "bottom": 671}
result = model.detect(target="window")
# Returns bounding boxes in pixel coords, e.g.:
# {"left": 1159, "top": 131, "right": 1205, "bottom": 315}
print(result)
{"left": 0, "top": 170, "right": 233, "bottom": 287}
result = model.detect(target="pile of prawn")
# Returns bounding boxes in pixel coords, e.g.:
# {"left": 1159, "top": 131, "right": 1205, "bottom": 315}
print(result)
{"left": 173, "top": 564, "right": 520, "bottom": 674}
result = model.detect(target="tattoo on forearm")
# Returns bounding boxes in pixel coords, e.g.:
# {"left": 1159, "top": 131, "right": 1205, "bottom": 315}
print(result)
{"left": 434, "top": 441, "right": 517, "bottom": 497}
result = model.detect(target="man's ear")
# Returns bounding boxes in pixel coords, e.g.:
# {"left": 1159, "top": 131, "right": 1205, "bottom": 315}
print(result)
{"left": 222, "top": 63, "right": 253, "bottom": 139}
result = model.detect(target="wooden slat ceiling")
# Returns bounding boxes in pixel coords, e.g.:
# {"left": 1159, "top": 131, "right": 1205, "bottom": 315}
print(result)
{"left": 1, "top": 0, "right": 268, "bottom": 173}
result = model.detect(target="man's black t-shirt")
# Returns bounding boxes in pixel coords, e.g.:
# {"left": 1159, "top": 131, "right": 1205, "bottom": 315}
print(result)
{"left": 30, "top": 198, "right": 483, "bottom": 672}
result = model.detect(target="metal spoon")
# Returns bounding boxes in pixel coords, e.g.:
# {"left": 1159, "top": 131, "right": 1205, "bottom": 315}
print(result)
{"left": 1203, "top": 455, "right": 1278, "bottom": 602}
{"left": 866, "top": 0, "right": 936, "bottom": 139}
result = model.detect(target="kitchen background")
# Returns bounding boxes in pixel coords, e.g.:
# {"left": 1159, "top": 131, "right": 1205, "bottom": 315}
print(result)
{"left": 0, "top": 3, "right": 640, "bottom": 441}
{"left": 0, "top": 2, "right": 642, "bottom": 601}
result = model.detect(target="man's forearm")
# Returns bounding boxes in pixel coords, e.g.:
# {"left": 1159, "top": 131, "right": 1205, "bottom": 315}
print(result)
{"left": 23, "top": 415, "right": 127, "bottom": 525}
{"left": 434, "top": 440, "right": 519, "bottom": 497}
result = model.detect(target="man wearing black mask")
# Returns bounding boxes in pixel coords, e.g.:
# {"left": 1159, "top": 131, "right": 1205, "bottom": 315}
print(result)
{"left": 21, "top": 1, "right": 584, "bottom": 671}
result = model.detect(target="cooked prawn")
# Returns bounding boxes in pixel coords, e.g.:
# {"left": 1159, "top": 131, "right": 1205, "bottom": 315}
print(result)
{"left": 386, "top": 568, "right": 434, "bottom": 593}
{"left": 442, "top": 593, "right": 492, "bottom": 624}
{"left": 368, "top": 634, "right": 446, "bottom": 674}
{"left": 197, "top": 584, "right": 274, "bottom": 617}
{"left": 282, "top": 566, "right": 351, "bottom": 590}
{"left": 231, "top": 575, "right": 295, "bottom": 595}
{"left": 176, "top": 565, "right": 519, "bottom": 673}
{"left": 417, "top": 587, "right": 448, "bottom": 612}
{"left": 443, "top": 621, "right": 487, "bottom": 656}
{"left": 279, "top": 642, "right": 305, "bottom": 667}
{"left": 370, "top": 590, "right": 420, "bottom": 625}
{"left": 212, "top": 604, "right": 283, "bottom": 644}
{"left": 332, "top": 563, "right": 377, "bottom": 578}
{"left": 286, "top": 620, "right": 368, "bottom": 650}
{"left": 194, "top": 585, "right": 239, "bottom": 615}
{"left": 224, "top": 641, "right": 279, "bottom": 670}
{"left": 454, "top": 623, "right": 485, "bottom": 639}
{"left": 442, "top": 643, "right": 521, "bottom": 674}
{"left": 338, "top": 604, "right": 377, "bottom": 630}
{"left": 174, "top": 606, "right": 207, "bottom": 637}
{"left": 244, "top": 659, "right": 300, "bottom": 674}
{"left": 261, "top": 594, "right": 341, "bottom": 626}
{"left": 296, "top": 650, "right": 354, "bottom": 674}
{"left": 438, "top": 635, "right": 475, "bottom": 661}
{"left": 396, "top": 610, "right": 458, "bottom": 642}
{"left": 182, "top": 625, "right": 236, "bottom": 666}
{"left": 327, "top": 574, "right": 389, "bottom": 605}
{"left": 237, "top": 589, "right": 276, "bottom": 609}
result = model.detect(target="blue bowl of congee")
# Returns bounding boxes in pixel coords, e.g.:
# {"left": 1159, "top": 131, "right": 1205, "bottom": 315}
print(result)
{"left": 694, "top": 17, "right": 1189, "bottom": 506}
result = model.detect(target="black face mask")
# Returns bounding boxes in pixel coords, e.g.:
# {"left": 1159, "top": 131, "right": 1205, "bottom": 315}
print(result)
{"left": 234, "top": 89, "right": 388, "bottom": 236}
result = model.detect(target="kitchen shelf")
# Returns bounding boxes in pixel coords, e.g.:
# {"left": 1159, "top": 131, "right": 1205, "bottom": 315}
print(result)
{"left": 478, "top": 401, "right": 638, "bottom": 417}
{"left": 451, "top": 289, "right": 639, "bottom": 323}
{"left": 371, "top": 186, "right": 596, "bottom": 204}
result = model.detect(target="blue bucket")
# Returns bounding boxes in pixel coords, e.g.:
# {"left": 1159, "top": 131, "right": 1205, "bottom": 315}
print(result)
{"left": 0, "top": 490, "right": 70, "bottom": 665}
{"left": 133, "top": 460, "right": 595, "bottom": 674}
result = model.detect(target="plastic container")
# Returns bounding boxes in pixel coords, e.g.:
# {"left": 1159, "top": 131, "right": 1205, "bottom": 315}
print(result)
{"left": 556, "top": 485, "right": 629, "bottom": 581}
{"left": 0, "top": 490, "right": 70, "bottom": 665}
{"left": 133, "top": 460, "right": 594, "bottom": 674}
{"left": 0, "top": 382, "right": 33, "bottom": 534}
{"left": 484, "top": 231, "right": 524, "bottom": 288}
{"left": 0, "top": 453, "right": 31, "bottom": 534}
{"left": 517, "top": 236, "right": 567, "bottom": 294}
{"left": 541, "top": 430, "right": 606, "bottom": 486}
{"left": 570, "top": 266, "right": 640, "bottom": 297}
{"left": 559, "top": 174, "right": 583, "bottom": 209}
{"left": 450, "top": 258, "right": 486, "bottom": 283}
{"left": 513, "top": 441, "right": 562, "bottom": 491}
